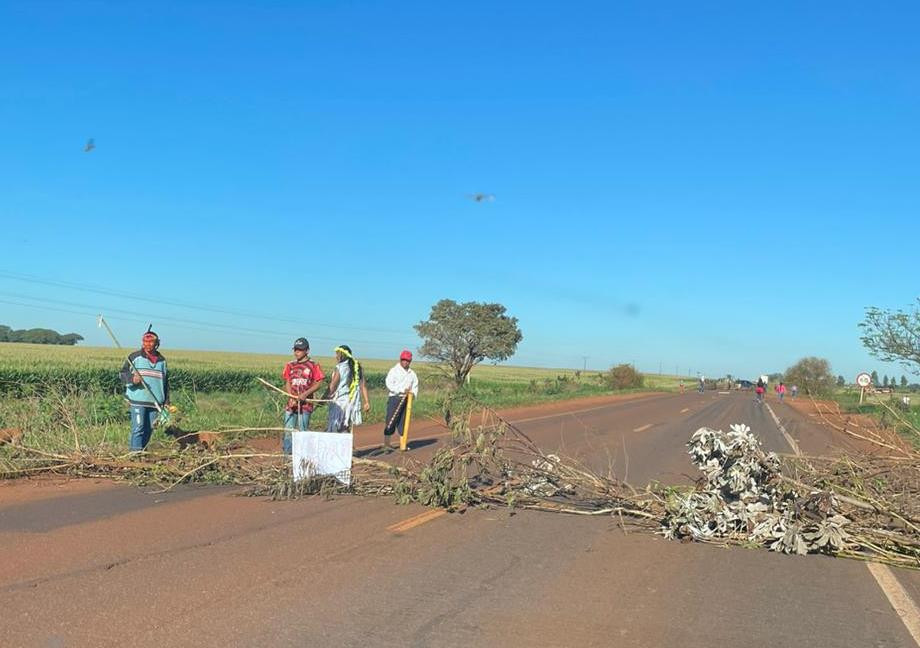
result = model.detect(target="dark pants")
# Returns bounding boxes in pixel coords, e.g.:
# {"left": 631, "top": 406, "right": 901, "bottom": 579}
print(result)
{"left": 384, "top": 395, "right": 408, "bottom": 437}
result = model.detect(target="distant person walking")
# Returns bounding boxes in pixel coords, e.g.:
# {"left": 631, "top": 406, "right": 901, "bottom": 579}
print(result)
{"left": 755, "top": 377, "right": 766, "bottom": 404}
{"left": 325, "top": 345, "right": 370, "bottom": 433}
{"left": 382, "top": 350, "right": 419, "bottom": 451}
{"left": 776, "top": 382, "right": 787, "bottom": 402}
{"left": 698, "top": 375, "right": 705, "bottom": 393}
{"left": 280, "top": 337, "right": 325, "bottom": 454}
{"left": 679, "top": 380, "right": 685, "bottom": 394}
{"left": 791, "top": 385, "right": 798, "bottom": 399}
{"left": 120, "top": 329, "right": 169, "bottom": 451}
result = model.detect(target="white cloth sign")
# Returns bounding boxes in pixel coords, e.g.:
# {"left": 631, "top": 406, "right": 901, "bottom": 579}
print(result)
{"left": 292, "top": 431, "right": 353, "bottom": 486}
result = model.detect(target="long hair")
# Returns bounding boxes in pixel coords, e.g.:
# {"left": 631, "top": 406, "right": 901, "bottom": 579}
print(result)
{"left": 335, "top": 345, "right": 362, "bottom": 400}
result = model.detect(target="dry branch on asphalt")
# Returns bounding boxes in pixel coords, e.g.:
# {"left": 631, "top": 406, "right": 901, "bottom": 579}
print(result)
{"left": 2, "top": 402, "right": 917, "bottom": 570}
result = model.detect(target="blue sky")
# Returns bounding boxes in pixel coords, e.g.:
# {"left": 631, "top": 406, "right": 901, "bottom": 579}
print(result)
{"left": 1, "top": 1, "right": 918, "bottom": 381}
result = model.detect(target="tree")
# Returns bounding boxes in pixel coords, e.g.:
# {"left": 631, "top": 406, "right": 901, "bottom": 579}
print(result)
{"left": 836, "top": 375, "right": 846, "bottom": 387}
{"left": 860, "top": 300, "right": 920, "bottom": 375}
{"left": 871, "top": 370, "right": 879, "bottom": 386}
{"left": 883, "top": 375, "right": 890, "bottom": 387}
{"left": 604, "top": 364, "right": 644, "bottom": 390}
{"left": 784, "top": 357, "right": 835, "bottom": 396}
{"left": 415, "top": 299, "right": 522, "bottom": 387}
{"left": 0, "top": 324, "right": 83, "bottom": 345}
{"left": 902, "top": 375, "right": 909, "bottom": 388}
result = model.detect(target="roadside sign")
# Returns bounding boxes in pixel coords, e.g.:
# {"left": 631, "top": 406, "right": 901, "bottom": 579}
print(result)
{"left": 856, "top": 372, "right": 872, "bottom": 388}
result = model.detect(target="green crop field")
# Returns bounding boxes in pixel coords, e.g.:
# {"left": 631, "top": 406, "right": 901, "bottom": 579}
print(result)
{"left": 0, "top": 342, "right": 691, "bottom": 455}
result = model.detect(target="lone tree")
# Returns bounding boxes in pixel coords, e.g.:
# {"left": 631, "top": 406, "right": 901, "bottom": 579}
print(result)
{"left": 605, "top": 363, "right": 644, "bottom": 390}
{"left": 784, "top": 356, "right": 835, "bottom": 396}
{"left": 415, "top": 299, "right": 523, "bottom": 387}
{"left": 860, "top": 300, "right": 920, "bottom": 375}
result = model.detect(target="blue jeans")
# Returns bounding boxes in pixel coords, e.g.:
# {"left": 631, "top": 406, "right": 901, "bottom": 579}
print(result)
{"left": 282, "top": 410, "right": 311, "bottom": 454}
{"left": 130, "top": 405, "right": 158, "bottom": 451}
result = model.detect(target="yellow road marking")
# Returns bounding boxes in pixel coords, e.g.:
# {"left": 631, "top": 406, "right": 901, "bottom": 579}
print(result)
{"left": 866, "top": 563, "right": 920, "bottom": 646}
{"left": 767, "top": 402, "right": 920, "bottom": 646}
{"left": 632, "top": 424, "right": 652, "bottom": 432}
{"left": 387, "top": 509, "right": 446, "bottom": 533}
{"left": 680, "top": 408, "right": 689, "bottom": 413}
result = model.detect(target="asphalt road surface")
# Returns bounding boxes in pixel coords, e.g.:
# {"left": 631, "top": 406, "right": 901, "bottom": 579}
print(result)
{"left": 2, "top": 391, "right": 918, "bottom": 647}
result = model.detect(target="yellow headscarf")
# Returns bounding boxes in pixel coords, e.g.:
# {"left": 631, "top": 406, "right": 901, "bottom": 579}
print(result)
{"left": 335, "top": 346, "right": 361, "bottom": 401}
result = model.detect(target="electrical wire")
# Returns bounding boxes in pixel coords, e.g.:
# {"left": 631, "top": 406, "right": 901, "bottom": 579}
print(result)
{"left": 0, "top": 270, "right": 408, "bottom": 336}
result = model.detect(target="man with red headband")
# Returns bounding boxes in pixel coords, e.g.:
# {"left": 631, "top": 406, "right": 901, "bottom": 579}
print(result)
{"left": 119, "top": 330, "right": 170, "bottom": 451}
{"left": 382, "top": 349, "right": 419, "bottom": 451}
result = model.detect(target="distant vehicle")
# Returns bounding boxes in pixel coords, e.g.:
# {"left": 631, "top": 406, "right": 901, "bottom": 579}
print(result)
{"left": 736, "top": 380, "right": 754, "bottom": 390}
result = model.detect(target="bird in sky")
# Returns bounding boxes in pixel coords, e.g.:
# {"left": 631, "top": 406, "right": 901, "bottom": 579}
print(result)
{"left": 467, "top": 193, "right": 495, "bottom": 203}
{"left": 84, "top": 138, "right": 95, "bottom": 153}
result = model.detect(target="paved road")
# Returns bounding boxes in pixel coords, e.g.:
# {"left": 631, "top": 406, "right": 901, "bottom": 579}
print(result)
{"left": 1, "top": 392, "right": 918, "bottom": 647}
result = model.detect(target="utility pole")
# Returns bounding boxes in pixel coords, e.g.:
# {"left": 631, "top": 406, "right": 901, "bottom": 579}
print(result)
{"left": 658, "top": 360, "right": 662, "bottom": 375}
{"left": 581, "top": 356, "right": 588, "bottom": 372}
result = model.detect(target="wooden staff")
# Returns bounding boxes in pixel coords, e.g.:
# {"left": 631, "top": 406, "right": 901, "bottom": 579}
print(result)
{"left": 256, "top": 377, "right": 332, "bottom": 403}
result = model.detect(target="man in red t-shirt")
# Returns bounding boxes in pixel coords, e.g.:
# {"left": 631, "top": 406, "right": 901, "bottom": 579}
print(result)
{"left": 280, "top": 337, "right": 325, "bottom": 454}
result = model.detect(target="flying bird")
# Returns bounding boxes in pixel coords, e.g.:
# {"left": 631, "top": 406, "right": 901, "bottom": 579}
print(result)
{"left": 467, "top": 193, "right": 495, "bottom": 203}
{"left": 84, "top": 138, "right": 95, "bottom": 153}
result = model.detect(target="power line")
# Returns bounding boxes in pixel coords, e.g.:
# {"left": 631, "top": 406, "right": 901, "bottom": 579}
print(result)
{"left": 0, "top": 270, "right": 409, "bottom": 337}
{"left": 0, "top": 296, "right": 414, "bottom": 349}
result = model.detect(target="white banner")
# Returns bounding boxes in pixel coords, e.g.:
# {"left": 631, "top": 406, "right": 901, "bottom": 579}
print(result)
{"left": 291, "top": 431, "right": 353, "bottom": 486}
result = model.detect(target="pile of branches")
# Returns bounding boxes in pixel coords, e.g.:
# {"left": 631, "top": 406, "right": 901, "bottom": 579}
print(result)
{"left": 2, "top": 406, "right": 918, "bottom": 569}
{"left": 661, "top": 424, "right": 919, "bottom": 568}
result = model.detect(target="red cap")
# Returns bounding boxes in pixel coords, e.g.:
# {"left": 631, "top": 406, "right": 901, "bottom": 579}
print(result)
{"left": 400, "top": 350, "right": 413, "bottom": 361}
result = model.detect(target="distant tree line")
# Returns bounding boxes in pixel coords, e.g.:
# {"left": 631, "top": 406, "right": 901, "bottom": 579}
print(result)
{"left": 0, "top": 325, "right": 83, "bottom": 345}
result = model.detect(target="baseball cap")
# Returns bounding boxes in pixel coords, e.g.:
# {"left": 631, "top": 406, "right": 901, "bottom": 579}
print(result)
{"left": 400, "top": 349, "right": 413, "bottom": 361}
{"left": 293, "top": 338, "right": 310, "bottom": 350}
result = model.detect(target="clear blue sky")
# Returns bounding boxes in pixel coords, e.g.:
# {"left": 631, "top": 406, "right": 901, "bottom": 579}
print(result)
{"left": 1, "top": 1, "right": 918, "bottom": 381}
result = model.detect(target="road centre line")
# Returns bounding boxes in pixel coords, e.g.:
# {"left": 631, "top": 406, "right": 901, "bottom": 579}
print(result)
{"left": 632, "top": 424, "right": 653, "bottom": 433}
{"left": 680, "top": 408, "right": 689, "bottom": 413}
{"left": 386, "top": 509, "right": 446, "bottom": 533}
{"left": 765, "top": 402, "right": 920, "bottom": 647}
{"left": 763, "top": 402, "right": 802, "bottom": 457}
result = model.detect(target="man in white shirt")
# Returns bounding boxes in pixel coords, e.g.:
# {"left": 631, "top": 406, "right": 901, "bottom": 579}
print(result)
{"left": 383, "top": 349, "right": 419, "bottom": 451}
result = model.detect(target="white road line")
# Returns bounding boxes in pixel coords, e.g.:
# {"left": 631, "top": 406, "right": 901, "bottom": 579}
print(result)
{"left": 764, "top": 402, "right": 801, "bottom": 457}
{"left": 632, "top": 424, "right": 652, "bottom": 433}
{"left": 680, "top": 408, "right": 689, "bottom": 413}
{"left": 866, "top": 563, "right": 920, "bottom": 645}
{"left": 766, "top": 402, "right": 920, "bottom": 646}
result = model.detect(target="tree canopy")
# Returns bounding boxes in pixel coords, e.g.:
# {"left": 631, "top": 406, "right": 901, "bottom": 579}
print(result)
{"left": 414, "top": 299, "right": 522, "bottom": 386}
{"left": 0, "top": 325, "right": 84, "bottom": 345}
{"left": 784, "top": 357, "right": 835, "bottom": 396}
{"left": 860, "top": 300, "right": 920, "bottom": 375}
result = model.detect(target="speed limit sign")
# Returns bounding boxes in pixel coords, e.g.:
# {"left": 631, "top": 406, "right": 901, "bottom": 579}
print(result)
{"left": 856, "top": 372, "right": 872, "bottom": 388}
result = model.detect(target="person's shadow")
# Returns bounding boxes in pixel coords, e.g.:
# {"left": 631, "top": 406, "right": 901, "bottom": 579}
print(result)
{"left": 354, "top": 438, "right": 438, "bottom": 458}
